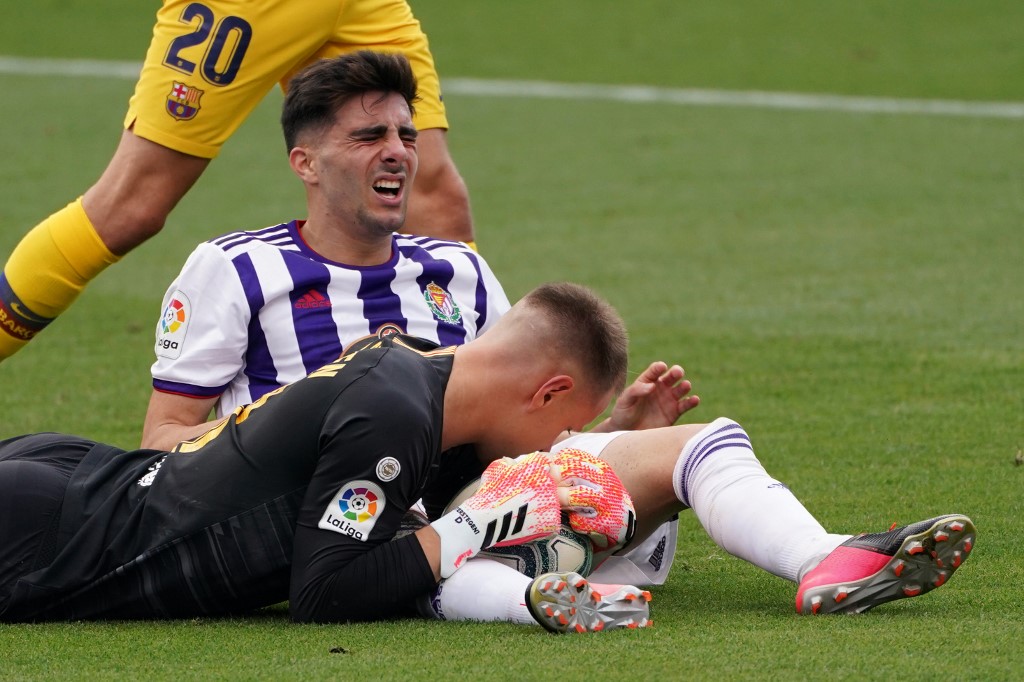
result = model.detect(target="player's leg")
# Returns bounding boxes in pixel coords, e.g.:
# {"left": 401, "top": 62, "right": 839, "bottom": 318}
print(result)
{"left": 551, "top": 429, "right": 689, "bottom": 586}
{"left": 0, "top": 132, "right": 208, "bottom": 359}
{"left": 0, "top": 434, "right": 87, "bottom": 609}
{"left": 592, "top": 419, "right": 976, "bottom": 613}
{"left": 84, "top": 132, "right": 210, "bottom": 255}
{"left": 318, "top": 0, "right": 476, "bottom": 245}
{"left": 404, "top": 129, "right": 474, "bottom": 246}
{"left": 559, "top": 423, "right": 848, "bottom": 582}
{"left": 0, "top": 0, "right": 337, "bottom": 360}
{"left": 424, "top": 558, "right": 652, "bottom": 633}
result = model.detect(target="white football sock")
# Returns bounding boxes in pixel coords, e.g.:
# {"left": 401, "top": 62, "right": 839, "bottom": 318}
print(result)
{"left": 429, "top": 558, "right": 534, "bottom": 624}
{"left": 673, "top": 418, "right": 849, "bottom": 582}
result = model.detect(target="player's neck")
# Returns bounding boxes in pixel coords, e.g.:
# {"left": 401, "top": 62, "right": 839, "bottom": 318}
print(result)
{"left": 298, "top": 218, "right": 394, "bottom": 266}
{"left": 440, "top": 349, "right": 492, "bottom": 452}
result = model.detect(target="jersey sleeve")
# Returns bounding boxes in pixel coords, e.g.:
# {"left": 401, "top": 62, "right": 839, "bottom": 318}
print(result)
{"left": 287, "top": 350, "right": 443, "bottom": 622}
{"left": 150, "top": 243, "right": 252, "bottom": 398}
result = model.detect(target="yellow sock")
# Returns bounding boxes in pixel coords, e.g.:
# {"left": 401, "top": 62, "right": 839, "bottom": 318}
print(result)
{"left": 0, "top": 198, "right": 120, "bottom": 358}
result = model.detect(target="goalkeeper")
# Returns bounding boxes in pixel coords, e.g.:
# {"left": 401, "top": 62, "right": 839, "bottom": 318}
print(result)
{"left": 0, "top": 282, "right": 639, "bottom": 627}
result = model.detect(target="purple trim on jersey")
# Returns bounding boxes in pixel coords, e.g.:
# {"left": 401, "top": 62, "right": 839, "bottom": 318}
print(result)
{"left": 464, "top": 251, "right": 491, "bottom": 332}
{"left": 287, "top": 221, "right": 401, "bottom": 270}
{"left": 282, "top": 255, "right": 344, "bottom": 375}
{"left": 401, "top": 234, "right": 463, "bottom": 251}
{"left": 231, "top": 252, "right": 279, "bottom": 402}
{"left": 211, "top": 223, "right": 296, "bottom": 252}
{"left": 152, "top": 377, "right": 228, "bottom": 398}
{"left": 397, "top": 242, "right": 469, "bottom": 346}
{"left": 676, "top": 422, "right": 752, "bottom": 507}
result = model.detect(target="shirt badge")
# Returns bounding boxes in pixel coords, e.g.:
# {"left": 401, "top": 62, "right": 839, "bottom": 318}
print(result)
{"left": 423, "top": 282, "right": 462, "bottom": 324}
{"left": 376, "top": 457, "right": 401, "bottom": 482}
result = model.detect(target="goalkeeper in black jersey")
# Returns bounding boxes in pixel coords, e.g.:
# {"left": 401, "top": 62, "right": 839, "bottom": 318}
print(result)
{"left": 1, "top": 280, "right": 975, "bottom": 628}
{"left": 0, "top": 283, "right": 631, "bottom": 624}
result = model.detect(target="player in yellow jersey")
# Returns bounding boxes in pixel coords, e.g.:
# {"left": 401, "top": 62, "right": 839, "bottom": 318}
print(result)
{"left": 0, "top": 0, "right": 474, "bottom": 361}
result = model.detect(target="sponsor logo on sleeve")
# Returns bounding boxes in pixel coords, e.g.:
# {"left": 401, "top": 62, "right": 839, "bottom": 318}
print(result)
{"left": 156, "top": 291, "right": 191, "bottom": 359}
{"left": 375, "top": 457, "right": 401, "bottom": 482}
{"left": 318, "top": 480, "right": 386, "bottom": 541}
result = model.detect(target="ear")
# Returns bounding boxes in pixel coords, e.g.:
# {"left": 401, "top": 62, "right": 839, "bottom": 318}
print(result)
{"left": 527, "top": 374, "right": 575, "bottom": 412}
{"left": 289, "top": 146, "right": 317, "bottom": 184}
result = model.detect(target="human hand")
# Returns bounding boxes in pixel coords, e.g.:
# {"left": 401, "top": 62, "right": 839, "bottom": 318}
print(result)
{"left": 605, "top": 361, "right": 700, "bottom": 432}
{"left": 553, "top": 448, "right": 636, "bottom": 552}
{"left": 430, "top": 452, "right": 560, "bottom": 577}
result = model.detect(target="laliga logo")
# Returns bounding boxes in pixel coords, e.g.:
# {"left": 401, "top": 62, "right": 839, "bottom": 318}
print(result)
{"left": 319, "top": 480, "right": 385, "bottom": 541}
{"left": 338, "top": 487, "right": 379, "bottom": 523}
{"left": 161, "top": 298, "right": 187, "bottom": 334}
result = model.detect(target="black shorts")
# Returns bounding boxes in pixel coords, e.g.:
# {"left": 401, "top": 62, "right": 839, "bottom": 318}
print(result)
{"left": 0, "top": 434, "right": 92, "bottom": 607}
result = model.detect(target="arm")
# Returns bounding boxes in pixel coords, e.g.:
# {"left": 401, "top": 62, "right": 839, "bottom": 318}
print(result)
{"left": 141, "top": 390, "right": 220, "bottom": 450}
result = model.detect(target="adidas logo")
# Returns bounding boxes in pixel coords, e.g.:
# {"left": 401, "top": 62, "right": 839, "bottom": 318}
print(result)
{"left": 480, "top": 503, "right": 530, "bottom": 548}
{"left": 295, "top": 290, "right": 332, "bottom": 309}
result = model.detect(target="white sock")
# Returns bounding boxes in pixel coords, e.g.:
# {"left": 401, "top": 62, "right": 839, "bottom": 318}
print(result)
{"left": 429, "top": 558, "right": 534, "bottom": 624}
{"left": 673, "top": 418, "right": 849, "bottom": 582}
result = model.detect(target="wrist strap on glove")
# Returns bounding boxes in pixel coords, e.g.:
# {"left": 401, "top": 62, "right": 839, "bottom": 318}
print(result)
{"left": 430, "top": 452, "right": 560, "bottom": 578}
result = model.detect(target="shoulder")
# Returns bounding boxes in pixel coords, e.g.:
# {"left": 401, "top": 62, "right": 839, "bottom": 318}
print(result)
{"left": 311, "top": 336, "right": 451, "bottom": 435}
{"left": 394, "top": 234, "right": 486, "bottom": 264}
{"left": 341, "top": 335, "right": 452, "bottom": 374}
{"left": 203, "top": 222, "right": 302, "bottom": 260}
{"left": 331, "top": 335, "right": 452, "bottom": 400}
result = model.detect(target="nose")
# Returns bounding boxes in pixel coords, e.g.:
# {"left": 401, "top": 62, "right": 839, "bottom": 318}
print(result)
{"left": 380, "top": 129, "right": 410, "bottom": 166}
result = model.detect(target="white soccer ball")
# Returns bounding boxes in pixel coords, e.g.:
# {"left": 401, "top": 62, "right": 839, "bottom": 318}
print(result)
{"left": 444, "top": 478, "right": 594, "bottom": 578}
{"left": 480, "top": 518, "right": 594, "bottom": 578}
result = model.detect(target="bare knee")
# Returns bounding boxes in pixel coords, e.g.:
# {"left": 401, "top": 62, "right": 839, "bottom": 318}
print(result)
{"left": 599, "top": 424, "right": 709, "bottom": 538}
{"left": 83, "top": 131, "right": 210, "bottom": 254}
{"left": 84, "top": 194, "right": 169, "bottom": 253}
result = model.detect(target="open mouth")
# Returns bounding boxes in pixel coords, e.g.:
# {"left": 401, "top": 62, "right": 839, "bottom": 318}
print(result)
{"left": 373, "top": 179, "right": 402, "bottom": 198}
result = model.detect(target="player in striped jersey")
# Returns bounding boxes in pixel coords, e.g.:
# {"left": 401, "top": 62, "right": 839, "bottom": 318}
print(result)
{"left": 147, "top": 224, "right": 505, "bottom": 429}
{"left": 142, "top": 52, "right": 509, "bottom": 450}
{"left": 140, "top": 50, "right": 696, "bottom": 591}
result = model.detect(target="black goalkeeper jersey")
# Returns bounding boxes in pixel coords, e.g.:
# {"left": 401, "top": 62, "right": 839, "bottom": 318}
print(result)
{"left": 0, "top": 335, "right": 483, "bottom": 623}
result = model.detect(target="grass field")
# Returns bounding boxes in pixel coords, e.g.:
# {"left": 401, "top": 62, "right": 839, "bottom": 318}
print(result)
{"left": 1, "top": 2, "right": 1023, "bottom": 679}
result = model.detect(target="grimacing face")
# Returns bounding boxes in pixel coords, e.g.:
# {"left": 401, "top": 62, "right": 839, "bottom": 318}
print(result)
{"left": 308, "top": 91, "right": 419, "bottom": 239}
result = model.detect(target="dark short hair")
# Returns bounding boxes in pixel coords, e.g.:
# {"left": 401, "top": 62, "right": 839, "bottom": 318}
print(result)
{"left": 522, "top": 282, "right": 629, "bottom": 396}
{"left": 281, "top": 50, "right": 419, "bottom": 151}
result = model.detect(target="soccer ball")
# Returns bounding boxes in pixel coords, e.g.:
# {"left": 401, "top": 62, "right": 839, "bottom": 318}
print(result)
{"left": 480, "top": 517, "right": 594, "bottom": 578}
{"left": 444, "top": 478, "right": 594, "bottom": 578}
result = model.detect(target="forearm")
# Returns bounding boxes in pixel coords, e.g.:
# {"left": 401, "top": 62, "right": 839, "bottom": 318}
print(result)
{"left": 141, "top": 390, "right": 221, "bottom": 450}
{"left": 140, "top": 419, "right": 222, "bottom": 451}
{"left": 290, "top": 531, "right": 437, "bottom": 623}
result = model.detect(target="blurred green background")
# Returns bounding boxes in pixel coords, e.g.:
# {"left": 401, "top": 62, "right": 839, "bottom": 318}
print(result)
{"left": 1, "top": 2, "right": 1022, "bottom": 679}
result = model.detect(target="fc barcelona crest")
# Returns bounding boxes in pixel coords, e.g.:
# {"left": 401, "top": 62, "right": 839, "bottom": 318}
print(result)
{"left": 166, "top": 81, "right": 204, "bottom": 121}
{"left": 423, "top": 282, "right": 462, "bottom": 324}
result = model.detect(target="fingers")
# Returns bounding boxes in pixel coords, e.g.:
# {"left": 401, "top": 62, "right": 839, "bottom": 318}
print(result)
{"left": 553, "top": 448, "right": 635, "bottom": 550}
{"left": 678, "top": 394, "right": 701, "bottom": 415}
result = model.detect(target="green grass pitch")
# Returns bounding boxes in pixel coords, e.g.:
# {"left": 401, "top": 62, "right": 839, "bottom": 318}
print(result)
{"left": 1, "top": 1, "right": 1023, "bottom": 679}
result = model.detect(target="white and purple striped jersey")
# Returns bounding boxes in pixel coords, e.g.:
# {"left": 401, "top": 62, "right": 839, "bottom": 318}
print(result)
{"left": 151, "top": 221, "right": 510, "bottom": 417}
